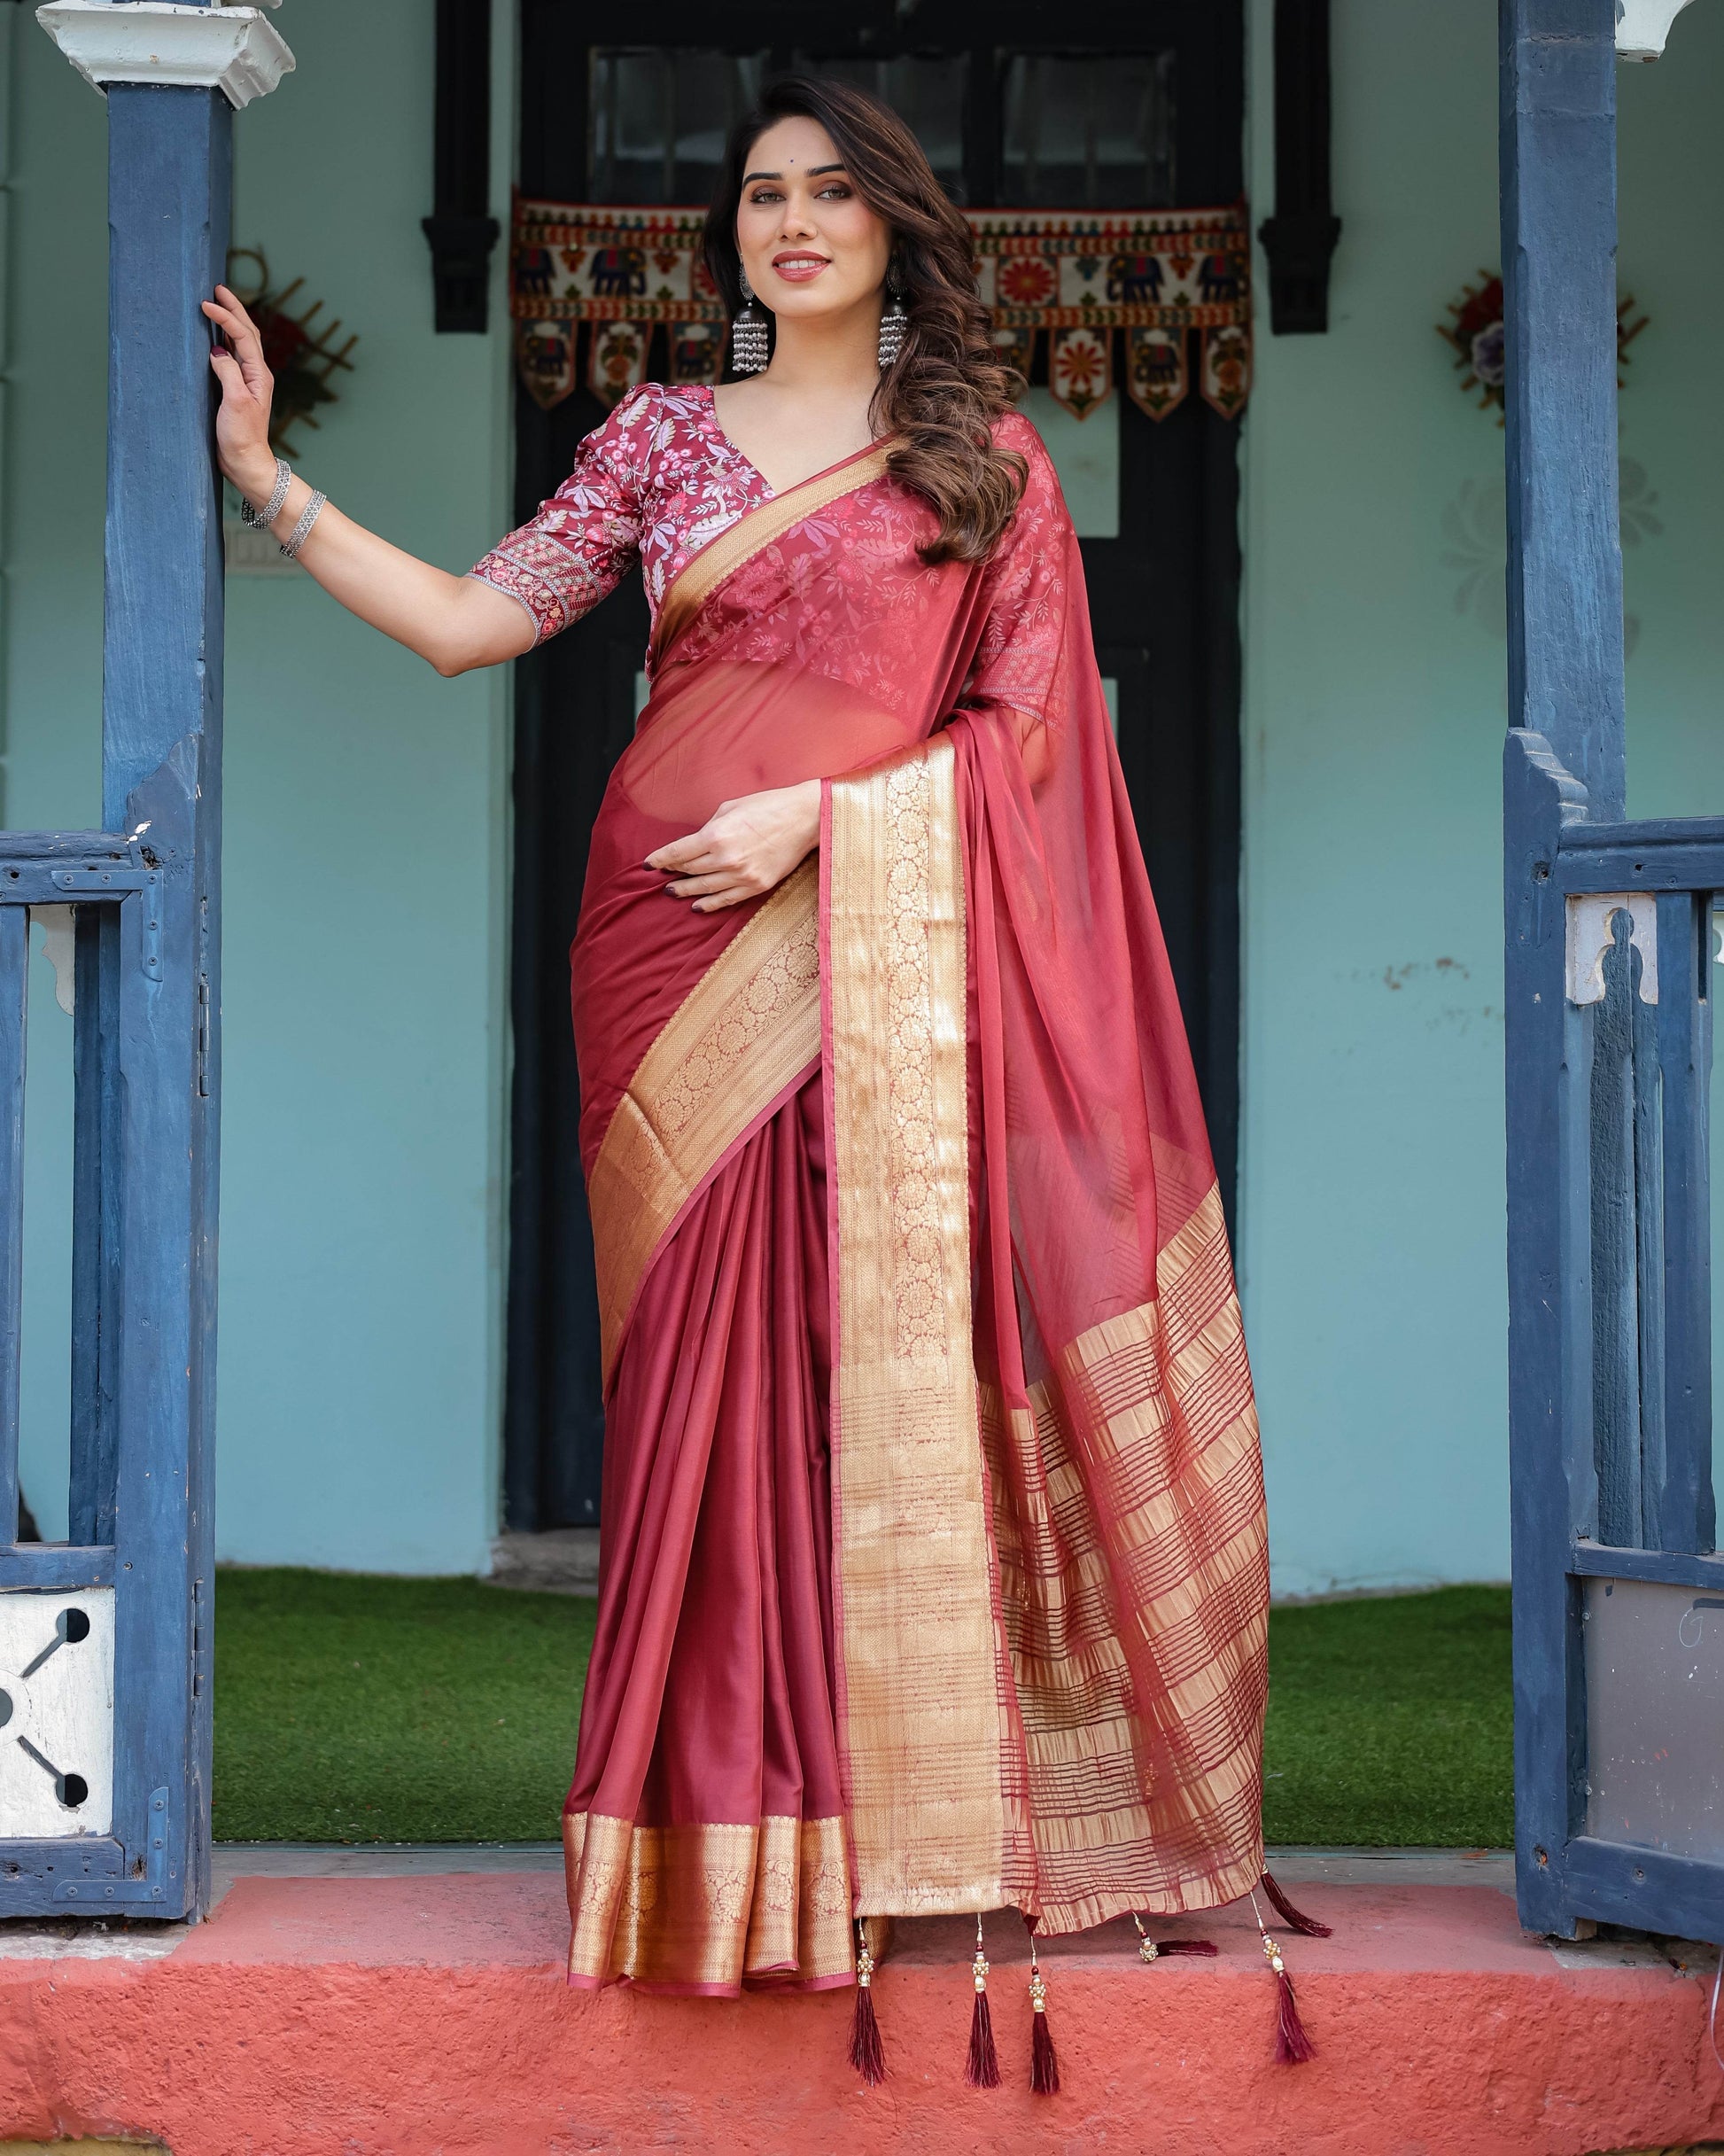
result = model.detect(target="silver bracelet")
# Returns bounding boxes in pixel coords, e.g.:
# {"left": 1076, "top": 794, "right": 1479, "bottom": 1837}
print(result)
{"left": 279, "top": 489, "right": 328, "bottom": 561}
{"left": 240, "top": 455, "right": 292, "bottom": 530}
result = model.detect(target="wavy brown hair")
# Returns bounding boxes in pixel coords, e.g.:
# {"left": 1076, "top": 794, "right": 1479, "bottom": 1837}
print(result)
{"left": 703, "top": 75, "right": 1025, "bottom": 564}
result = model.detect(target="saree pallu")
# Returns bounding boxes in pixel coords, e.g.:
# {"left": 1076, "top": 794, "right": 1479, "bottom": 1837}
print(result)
{"left": 563, "top": 425, "right": 1269, "bottom": 1995}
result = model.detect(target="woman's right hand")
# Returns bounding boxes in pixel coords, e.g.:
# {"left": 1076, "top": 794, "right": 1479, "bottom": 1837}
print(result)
{"left": 193, "top": 283, "right": 534, "bottom": 677}
{"left": 200, "top": 284, "right": 279, "bottom": 503}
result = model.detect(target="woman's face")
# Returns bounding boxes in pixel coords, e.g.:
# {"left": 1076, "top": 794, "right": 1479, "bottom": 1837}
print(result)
{"left": 734, "top": 116, "right": 892, "bottom": 327}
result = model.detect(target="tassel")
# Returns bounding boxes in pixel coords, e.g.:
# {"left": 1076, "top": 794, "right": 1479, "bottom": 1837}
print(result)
{"left": 965, "top": 1916, "right": 1001, "bottom": 2090}
{"left": 1028, "top": 1943, "right": 1060, "bottom": 2096}
{"left": 1265, "top": 1931, "right": 1316, "bottom": 2064}
{"left": 1261, "top": 1868, "right": 1332, "bottom": 1938}
{"left": 1251, "top": 1891, "right": 1316, "bottom": 2066}
{"left": 1130, "top": 1913, "right": 1217, "bottom": 1960}
{"left": 849, "top": 1922, "right": 887, "bottom": 2086}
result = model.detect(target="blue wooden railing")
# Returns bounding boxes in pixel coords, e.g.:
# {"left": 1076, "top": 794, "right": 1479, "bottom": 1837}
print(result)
{"left": 1503, "top": 0, "right": 1724, "bottom": 1946}
{"left": 0, "top": 832, "right": 193, "bottom": 1907}
{"left": 1507, "top": 743, "right": 1724, "bottom": 1941}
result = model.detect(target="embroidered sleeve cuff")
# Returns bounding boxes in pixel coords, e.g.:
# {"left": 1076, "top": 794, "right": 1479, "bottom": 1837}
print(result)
{"left": 467, "top": 535, "right": 605, "bottom": 645}
{"left": 465, "top": 570, "right": 543, "bottom": 644}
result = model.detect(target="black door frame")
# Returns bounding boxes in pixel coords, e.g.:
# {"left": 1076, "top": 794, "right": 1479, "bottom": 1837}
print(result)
{"left": 505, "top": 0, "right": 1246, "bottom": 1530}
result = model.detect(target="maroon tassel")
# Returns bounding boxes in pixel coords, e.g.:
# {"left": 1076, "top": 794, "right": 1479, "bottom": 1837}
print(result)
{"left": 965, "top": 1919, "right": 1001, "bottom": 2090}
{"left": 1131, "top": 1913, "right": 1218, "bottom": 1961}
{"left": 1271, "top": 1952, "right": 1316, "bottom": 2065}
{"left": 1261, "top": 1869, "right": 1332, "bottom": 1938}
{"left": 1028, "top": 1949, "right": 1060, "bottom": 2096}
{"left": 849, "top": 1927, "right": 887, "bottom": 2086}
{"left": 967, "top": 1989, "right": 1000, "bottom": 2089}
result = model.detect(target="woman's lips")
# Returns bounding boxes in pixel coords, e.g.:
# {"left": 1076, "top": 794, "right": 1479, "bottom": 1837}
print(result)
{"left": 771, "top": 254, "right": 831, "bottom": 283}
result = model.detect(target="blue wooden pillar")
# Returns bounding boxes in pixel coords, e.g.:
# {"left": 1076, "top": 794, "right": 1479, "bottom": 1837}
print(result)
{"left": 0, "top": 0, "right": 290, "bottom": 1921}
{"left": 1499, "top": 0, "right": 1628, "bottom": 1948}
{"left": 103, "top": 75, "right": 232, "bottom": 1927}
{"left": 1500, "top": 0, "right": 1626, "bottom": 821}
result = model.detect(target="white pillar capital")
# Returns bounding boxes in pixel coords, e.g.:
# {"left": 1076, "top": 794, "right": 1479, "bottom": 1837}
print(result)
{"left": 1616, "top": 0, "right": 1698, "bottom": 61}
{"left": 36, "top": 1, "right": 295, "bottom": 108}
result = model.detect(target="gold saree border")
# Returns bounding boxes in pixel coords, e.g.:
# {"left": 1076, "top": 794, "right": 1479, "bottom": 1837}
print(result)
{"left": 586, "top": 858, "right": 819, "bottom": 1388}
{"left": 826, "top": 735, "right": 1008, "bottom": 1916}
{"left": 652, "top": 440, "right": 896, "bottom": 663}
{"left": 564, "top": 1810, "right": 853, "bottom": 1989}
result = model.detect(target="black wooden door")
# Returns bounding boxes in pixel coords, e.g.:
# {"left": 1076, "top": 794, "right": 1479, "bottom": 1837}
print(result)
{"left": 506, "top": 0, "right": 1245, "bottom": 1530}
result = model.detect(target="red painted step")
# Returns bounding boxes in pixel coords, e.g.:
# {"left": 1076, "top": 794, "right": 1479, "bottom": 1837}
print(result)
{"left": 2, "top": 1875, "right": 1720, "bottom": 2154}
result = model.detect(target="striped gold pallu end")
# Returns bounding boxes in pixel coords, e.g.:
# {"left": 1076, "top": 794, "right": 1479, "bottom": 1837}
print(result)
{"left": 979, "top": 1180, "right": 1270, "bottom": 1935}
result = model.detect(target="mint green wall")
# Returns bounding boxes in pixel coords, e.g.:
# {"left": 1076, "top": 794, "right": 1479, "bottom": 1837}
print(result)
{"left": 5, "top": 3, "right": 1720, "bottom": 1584}
{"left": 2, "top": 0, "right": 516, "bottom": 1570}
{"left": 1240, "top": 0, "right": 1724, "bottom": 1594}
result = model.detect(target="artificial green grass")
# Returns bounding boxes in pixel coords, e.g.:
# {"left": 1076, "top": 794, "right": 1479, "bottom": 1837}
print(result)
{"left": 212, "top": 1569, "right": 597, "bottom": 1842}
{"left": 1262, "top": 1584, "right": 1514, "bottom": 1847}
{"left": 212, "top": 1570, "right": 1513, "bottom": 1847}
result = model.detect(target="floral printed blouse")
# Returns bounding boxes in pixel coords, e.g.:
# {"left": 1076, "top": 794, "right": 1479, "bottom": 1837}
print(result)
{"left": 470, "top": 383, "right": 772, "bottom": 653}
{"left": 471, "top": 385, "right": 1069, "bottom": 745}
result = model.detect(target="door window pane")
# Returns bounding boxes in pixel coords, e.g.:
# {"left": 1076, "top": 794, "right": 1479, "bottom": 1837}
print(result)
{"left": 793, "top": 56, "right": 969, "bottom": 196}
{"left": 590, "top": 49, "right": 767, "bottom": 204}
{"left": 1020, "top": 387, "right": 1120, "bottom": 539}
{"left": 1001, "top": 53, "right": 1176, "bottom": 208}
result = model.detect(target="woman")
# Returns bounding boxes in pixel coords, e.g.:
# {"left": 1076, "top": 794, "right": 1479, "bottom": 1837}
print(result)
{"left": 206, "top": 75, "right": 1294, "bottom": 2072}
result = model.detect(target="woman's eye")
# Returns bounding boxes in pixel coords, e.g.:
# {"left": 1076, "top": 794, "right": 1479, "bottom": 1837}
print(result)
{"left": 816, "top": 183, "right": 851, "bottom": 199}
{"left": 748, "top": 188, "right": 783, "bottom": 205}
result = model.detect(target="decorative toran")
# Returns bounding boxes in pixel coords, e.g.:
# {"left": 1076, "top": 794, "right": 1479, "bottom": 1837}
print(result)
{"left": 511, "top": 194, "right": 1252, "bottom": 424}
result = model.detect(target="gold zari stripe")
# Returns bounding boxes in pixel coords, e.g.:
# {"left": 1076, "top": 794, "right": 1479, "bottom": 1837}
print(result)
{"left": 652, "top": 440, "right": 896, "bottom": 660}
{"left": 586, "top": 858, "right": 819, "bottom": 1387}
{"left": 827, "top": 735, "right": 1008, "bottom": 1915}
{"left": 563, "top": 1810, "right": 854, "bottom": 1988}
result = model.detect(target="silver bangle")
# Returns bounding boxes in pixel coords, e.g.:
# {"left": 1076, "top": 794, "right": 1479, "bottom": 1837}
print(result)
{"left": 240, "top": 455, "right": 292, "bottom": 529}
{"left": 279, "top": 489, "right": 328, "bottom": 561}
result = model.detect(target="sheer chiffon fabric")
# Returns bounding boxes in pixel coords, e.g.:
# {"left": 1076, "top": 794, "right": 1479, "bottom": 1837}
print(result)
{"left": 557, "top": 413, "right": 1268, "bottom": 1990}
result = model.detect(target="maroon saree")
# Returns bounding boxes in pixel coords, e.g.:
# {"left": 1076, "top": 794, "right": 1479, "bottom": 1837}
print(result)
{"left": 563, "top": 420, "right": 1269, "bottom": 1995}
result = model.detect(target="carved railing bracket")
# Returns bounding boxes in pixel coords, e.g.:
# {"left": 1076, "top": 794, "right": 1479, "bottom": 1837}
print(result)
{"left": 1257, "top": 0, "right": 1341, "bottom": 333}
{"left": 424, "top": 0, "right": 498, "bottom": 333}
{"left": 1566, "top": 891, "right": 1659, "bottom": 1005}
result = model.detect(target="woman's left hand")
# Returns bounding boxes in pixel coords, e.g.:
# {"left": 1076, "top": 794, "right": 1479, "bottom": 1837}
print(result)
{"left": 647, "top": 780, "right": 822, "bottom": 912}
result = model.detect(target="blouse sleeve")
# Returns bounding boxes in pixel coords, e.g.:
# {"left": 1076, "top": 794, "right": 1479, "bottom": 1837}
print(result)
{"left": 962, "top": 416, "right": 1073, "bottom": 740}
{"left": 468, "top": 385, "right": 658, "bottom": 645}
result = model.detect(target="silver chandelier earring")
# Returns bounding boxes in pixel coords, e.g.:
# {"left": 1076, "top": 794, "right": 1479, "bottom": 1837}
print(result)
{"left": 731, "top": 269, "right": 770, "bottom": 375}
{"left": 877, "top": 269, "right": 908, "bottom": 370}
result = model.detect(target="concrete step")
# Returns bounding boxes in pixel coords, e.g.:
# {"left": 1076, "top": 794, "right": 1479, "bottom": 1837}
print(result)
{"left": 487, "top": 1527, "right": 601, "bottom": 1595}
{"left": 3, "top": 1864, "right": 1723, "bottom": 2153}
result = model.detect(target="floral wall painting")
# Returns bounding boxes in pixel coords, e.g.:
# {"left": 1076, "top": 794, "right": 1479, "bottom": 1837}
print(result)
{"left": 224, "top": 247, "right": 359, "bottom": 458}
{"left": 1442, "top": 459, "right": 1662, "bottom": 655}
{"left": 1439, "top": 270, "right": 1648, "bottom": 418}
